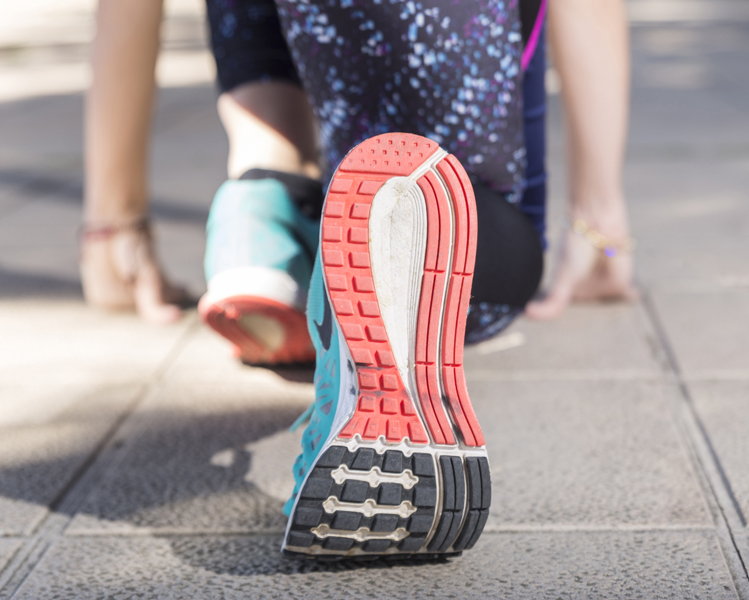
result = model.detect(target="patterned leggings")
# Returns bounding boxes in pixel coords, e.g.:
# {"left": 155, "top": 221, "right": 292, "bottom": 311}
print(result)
{"left": 206, "top": 0, "right": 546, "bottom": 238}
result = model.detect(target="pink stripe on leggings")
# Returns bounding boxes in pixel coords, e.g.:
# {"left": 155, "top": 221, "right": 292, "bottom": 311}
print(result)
{"left": 521, "top": 0, "right": 547, "bottom": 72}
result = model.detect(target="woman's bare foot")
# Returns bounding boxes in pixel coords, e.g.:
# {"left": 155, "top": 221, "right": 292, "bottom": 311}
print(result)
{"left": 525, "top": 217, "right": 637, "bottom": 320}
{"left": 80, "top": 220, "right": 191, "bottom": 324}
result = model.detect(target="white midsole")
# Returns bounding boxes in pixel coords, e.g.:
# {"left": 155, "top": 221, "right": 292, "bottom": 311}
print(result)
{"left": 202, "top": 266, "right": 307, "bottom": 312}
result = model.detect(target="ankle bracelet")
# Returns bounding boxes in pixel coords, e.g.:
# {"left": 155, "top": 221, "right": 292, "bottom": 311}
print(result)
{"left": 79, "top": 217, "right": 151, "bottom": 243}
{"left": 566, "top": 217, "right": 636, "bottom": 257}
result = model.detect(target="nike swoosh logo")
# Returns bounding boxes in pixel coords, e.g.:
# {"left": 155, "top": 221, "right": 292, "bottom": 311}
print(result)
{"left": 314, "top": 294, "right": 333, "bottom": 351}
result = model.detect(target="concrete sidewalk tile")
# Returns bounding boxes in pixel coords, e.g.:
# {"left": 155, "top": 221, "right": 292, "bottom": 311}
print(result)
{"left": 651, "top": 290, "right": 749, "bottom": 374}
{"left": 636, "top": 239, "right": 749, "bottom": 294}
{"left": 0, "top": 94, "right": 85, "bottom": 170}
{"left": 66, "top": 379, "right": 312, "bottom": 535}
{"left": 11, "top": 531, "right": 740, "bottom": 599}
{"left": 468, "top": 379, "right": 710, "bottom": 528}
{"left": 464, "top": 304, "right": 661, "bottom": 377}
{"left": 690, "top": 381, "right": 749, "bottom": 524}
{"left": 0, "top": 301, "right": 194, "bottom": 386}
{"left": 0, "top": 539, "right": 22, "bottom": 576}
{"left": 0, "top": 198, "right": 81, "bottom": 252}
{"left": 0, "top": 383, "right": 141, "bottom": 536}
{"left": 628, "top": 85, "right": 749, "bottom": 148}
{"left": 627, "top": 160, "right": 749, "bottom": 241}
{"left": 163, "top": 325, "right": 315, "bottom": 385}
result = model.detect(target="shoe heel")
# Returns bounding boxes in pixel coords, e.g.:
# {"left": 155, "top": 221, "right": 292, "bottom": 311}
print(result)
{"left": 284, "top": 133, "right": 490, "bottom": 559}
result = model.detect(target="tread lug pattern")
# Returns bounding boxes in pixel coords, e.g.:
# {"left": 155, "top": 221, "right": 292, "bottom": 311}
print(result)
{"left": 452, "top": 457, "right": 491, "bottom": 552}
{"left": 287, "top": 446, "right": 438, "bottom": 556}
{"left": 286, "top": 447, "right": 492, "bottom": 558}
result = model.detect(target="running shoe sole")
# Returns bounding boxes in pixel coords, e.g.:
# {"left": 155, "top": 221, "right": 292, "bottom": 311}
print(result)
{"left": 199, "top": 294, "right": 314, "bottom": 365}
{"left": 283, "top": 133, "right": 489, "bottom": 559}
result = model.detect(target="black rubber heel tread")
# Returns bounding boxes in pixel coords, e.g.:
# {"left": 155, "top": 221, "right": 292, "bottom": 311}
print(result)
{"left": 324, "top": 538, "right": 355, "bottom": 551}
{"left": 478, "top": 457, "right": 491, "bottom": 509}
{"left": 316, "top": 445, "right": 346, "bottom": 467}
{"left": 466, "top": 458, "right": 482, "bottom": 510}
{"left": 440, "top": 510, "right": 465, "bottom": 552}
{"left": 293, "top": 507, "right": 323, "bottom": 527}
{"left": 413, "top": 485, "right": 437, "bottom": 507}
{"left": 440, "top": 456, "right": 457, "bottom": 511}
{"left": 341, "top": 480, "right": 369, "bottom": 502}
{"left": 378, "top": 483, "right": 402, "bottom": 505}
{"left": 351, "top": 448, "right": 376, "bottom": 470}
{"left": 301, "top": 477, "right": 333, "bottom": 500}
{"left": 427, "top": 455, "right": 466, "bottom": 552}
{"left": 465, "top": 509, "right": 490, "bottom": 550}
{"left": 412, "top": 453, "right": 436, "bottom": 477}
{"left": 451, "top": 457, "right": 491, "bottom": 551}
{"left": 287, "top": 531, "right": 315, "bottom": 548}
{"left": 427, "top": 513, "right": 454, "bottom": 552}
{"left": 399, "top": 536, "right": 428, "bottom": 552}
{"left": 452, "top": 456, "right": 466, "bottom": 509}
{"left": 451, "top": 510, "right": 479, "bottom": 552}
{"left": 409, "top": 514, "right": 434, "bottom": 534}
{"left": 287, "top": 447, "right": 444, "bottom": 557}
{"left": 372, "top": 514, "right": 399, "bottom": 532}
{"left": 363, "top": 540, "right": 392, "bottom": 553}
{"left": 383, "top": 451, "right": 403, "bottom": 473}
{"left": 331, "top": 512, "right": 361, "bottom": 531}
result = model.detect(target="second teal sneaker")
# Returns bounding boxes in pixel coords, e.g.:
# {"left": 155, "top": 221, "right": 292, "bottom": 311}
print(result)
{"left": 282, "top": 133, "right": 491, "bottom": 560}
{"left": 199, "top": 171, "right": 321, "bottom": 365}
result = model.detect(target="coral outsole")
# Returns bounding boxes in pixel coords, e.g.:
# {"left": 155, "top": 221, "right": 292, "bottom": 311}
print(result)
{"left": 199, "top": 295, "right": 315, "bottom": 365}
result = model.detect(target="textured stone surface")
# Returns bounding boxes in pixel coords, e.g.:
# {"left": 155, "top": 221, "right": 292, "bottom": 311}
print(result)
{"left": 650, "top": 291, "right": 749, "bottom": 375}
{"left": 0, "top": 383, "right": 141, "bottom": 535}
{"left": 0, "top": 301, "right": 194, "bottom": 387}
{"left": 464, "top": 305, "right": 661, "bottom": 378}
{"left": 67, "top": 380, "right": 312, "bottom": 535}
{"left": 624, "top": 157, "right": 749, "bottom": 293}
{"left": 690, "top": 381, "right": 749, "bottom": 523}
{"left": 469, "top": 379, "right": 710, "bottom": 528}
{"left": 0, "top": 538, "right": 22, "bottom": 577}
{"left": 164, "top": 325, "right": 315, "bottom": 386}
{"left": 12, "top": 532, "right": 739, "bottom": 600}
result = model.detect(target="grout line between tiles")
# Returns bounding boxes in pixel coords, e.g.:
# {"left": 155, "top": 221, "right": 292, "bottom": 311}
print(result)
{"left": 642, "top": 289, "right": 749, "bottom": 600}
{"left": 0, "top": 316, "right": 201, "bottom": 600}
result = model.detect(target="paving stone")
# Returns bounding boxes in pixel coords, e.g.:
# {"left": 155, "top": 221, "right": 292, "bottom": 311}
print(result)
{"left": 0, "top": 538, "right": 22, "bottom": 576}
{"left": 0, "top": 301, "right": 194, "bottom": 386}
{"left": 627, "top": 160, "right": 749, "bottom": 242}
{"left": 467, "top": 379, "right": 710, "bottom": 528}
{"left": 164, "top": 325, "right": 316, "bottom": 386}
{"left": 0, "top": 383, "right": 141, "bottom": 535}
{"left": 464, "top": 304, "right": 661, "bottom": 378}
{"left": 690, "top": 381, "right": 749, "bottom": 523}
{"left": 650, "top": 290, "right": 749, "bottom": 375}
{"left": 622, "top": 157, "right": 749, "bottom": 291}
{"left": 66, "top": 380, "right": 312, "bottom": 535}
{"left": 12, "top": 531, "right": 739, "bottom": 600}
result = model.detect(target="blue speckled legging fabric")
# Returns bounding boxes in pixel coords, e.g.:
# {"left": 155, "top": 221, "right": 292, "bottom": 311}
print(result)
{"left": 275, "top": 0, "right": 526, "bottom": 198}
{"left": 208, "top": 0, "right": 527, "bottom": 200}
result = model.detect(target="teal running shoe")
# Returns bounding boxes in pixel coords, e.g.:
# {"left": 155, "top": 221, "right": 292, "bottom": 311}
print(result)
{"left": 199, "top": 171, "right": 320, "bottom": 365}
{"left": 282, "top": 133, "right": 491, "bottom": 560}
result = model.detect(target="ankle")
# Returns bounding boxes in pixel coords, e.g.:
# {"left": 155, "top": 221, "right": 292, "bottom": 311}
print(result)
{"left": 569, "top": 195, "right": 630, "bottom": 239}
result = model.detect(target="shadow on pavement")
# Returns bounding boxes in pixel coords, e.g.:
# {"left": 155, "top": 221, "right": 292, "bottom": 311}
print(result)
{"left": 0, "top": 266, "right": 83, "bottom": 299}
{"left": 168, "top": 534, "right": 452, "bottom": 576}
